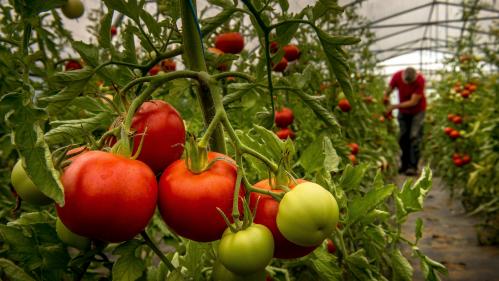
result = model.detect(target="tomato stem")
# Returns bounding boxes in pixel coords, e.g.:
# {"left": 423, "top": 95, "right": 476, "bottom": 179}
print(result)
{"left": 140, "top": 231, "right": 176, "bottom": 272}
{"left": 212, "top": 71, "right": 256, "bottom": 82}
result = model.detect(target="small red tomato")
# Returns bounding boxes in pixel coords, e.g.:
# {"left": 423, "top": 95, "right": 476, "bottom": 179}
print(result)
{"left": 160, "top": 59, "right": 176, "bottom": 72}
{"left": 347, "top": 143, "right": 359, "bottom": 155}
{"left": 449, "top": 130, "right": 460, "bottom": 139}
{"left": 110, "top": 26, "right": 117, "bottom": 36}
{"left": 57, "top": 151, "right": 158, "bottom": 243}
{"left": 348, "top": 154, "right": 356, "bottom": 164}
{"left": 158, "top": 153, "right": 244, "bottom": 242}
{"left": 148, "top": 65, "right": 160, "bottom": 76}
{"left": 274, "top": 107, "right": 294, "bottom": 128}
{"left": 276, "top": 128, "right": 295, "bottom": 140}
{"left": 466, "top": 83, "right": 477, "bottom": 92}
{"left": 452, "top": 153, "right": 461, "bottom": 161}
{"left": 338, "top": 98, "right": 351, "bottom": 112}
{"left": 130, "top": 100, "right": 185, "bottom": 173}
{"left": 462, "top": 154, "right": 471, "bottom": 164}
{"left": 282, "top": 45, "right": 300, "bottom": 62}
{"left": 270, "top": 41, "right": 279, "bottom": 53}
{"left": 444, "top": 127, "right": 453, "bottom": 135}
{"left": 64, "top": 60, "right": 82, "bottom": 71}
{"left": 453, "top": 158, "right": 464, "bottom": 167}
{"left": 460, "top": 90, "right": 470, "bottom": 98}
{"left": 327, "top": 239, "right": 336, "bottom": 254}
{"left": 272, "top": 57, "right": 288, "bottom": 72}
{"left": 215, "top": 32, "right": 244, "bottom": 54}
{"left": 447, "top": 113, "right": 455, "bottom": 121}
{"left": 452, "top": 115, "right": 462, "bottom": 124}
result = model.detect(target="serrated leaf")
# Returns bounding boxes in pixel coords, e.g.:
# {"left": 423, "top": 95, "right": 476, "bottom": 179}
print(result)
{"left": 339, "top": 163, "right": 368, "bottom": 191}
{"left": 348, "top": 184, "right": 395, "bottom": 224}
{"left": 275, "top": 21, "right": 299, "bottom": 45}
{"left": 140, "top": 9, "right": 161, "bottom": 38}
{"left": 391, "top": 249, "right": 413, "bottom": 281}
{"left": 7, "top": 211, "right": 54, "bottom": 226}
{"left": 99, "top": 11, "right": 114, "bottom": 49}
{"left": 292, "top": 89, "right": 339, "bottom": 129}
{"left": 112, "top": 240, "right": 145, "bottom": 281}
{"left": 0, "top": 258, "right": 36, "bottom": 281}
{"left": 323, "top": 137, "right": 340, "bottom": 173}
{"left": 307, "top": 250, "right": 341, "bottom": 281}
{"left": 201, "top": 8, "right": 237, "bottom": 37}
{"left": 398, "top": 167, "right": 432, "bottom": 214}
{"left": 103, "top": 0, "right": 139, "bottom": 21}
{"left": 44, "top": 112, "right": 113, "bottom": 145}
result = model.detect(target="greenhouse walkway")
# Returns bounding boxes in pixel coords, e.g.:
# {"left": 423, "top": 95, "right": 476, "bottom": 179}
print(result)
{"left": 397, "top": 176, "right": 499, "bottom": 281}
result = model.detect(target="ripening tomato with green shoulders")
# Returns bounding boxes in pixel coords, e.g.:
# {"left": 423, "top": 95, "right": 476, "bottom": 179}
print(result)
{"left": 10, "top": 159, "right": 52, "bottom": 205}
{"left": 57, "top": 151, "right": 158, "bottom": 243}
{"left": 277, "top": 182, "right": 339, "bottom": 247}
{"left": 250, "top": 179, "right": 318, "bottom": 259}
{"left": 158, "top": 152, "right": 244, "bottom": 242}
{"left": 218, "top": 224, "right": 274, "bottom": 275}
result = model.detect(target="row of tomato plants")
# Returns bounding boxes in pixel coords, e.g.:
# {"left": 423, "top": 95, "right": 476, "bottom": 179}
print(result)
{"left": 0, "top": 0, "right": 446, "bottom": 280}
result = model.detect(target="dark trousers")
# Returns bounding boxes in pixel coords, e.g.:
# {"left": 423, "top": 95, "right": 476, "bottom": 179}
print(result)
{"left": 398, "top": 111, "right": 425, "bottom": 170}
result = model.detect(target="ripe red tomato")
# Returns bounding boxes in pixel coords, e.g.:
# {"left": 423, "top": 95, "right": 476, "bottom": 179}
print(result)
{"left": 160, "top": 59, "right": 176, "bottom": 72}
{"left": 57, "top": 151, "right": 158, "bottom": 243}
{"left": 64, "top": 60, "right": 82, "bottom": 71}
{"left": 338, "top": 98, "right": 351, "bottom": 112}
{"left": 276, "top": 128, "right": 295, "bottom": 140}
{"left": 158, "top": 152, "right": 244, "bottom": 242}
{"left": 462, "top": 154, "right": 471, "bottom": 164}
{"left": 148, "top": 65, "right": 160, "bottom": 75}
{"left": 250, "top": 179, "right": 317, "bottom": 259}
{"left": 129, "top": 100, "right": 185, "bottom": 173}
{"left": 452, "top": 153, "right": 461, "bottom": 161}
{"left": 215, "top": 32, "right": 244, "bottom": 54}
{"left": 449, "top": 130, "right": 460, "bottom": 139}
{"left": 110, "top": 26, "right": 117, "bottom": 36}
{"left": 347, "top": 143, "right": 359, "bottom": 155}
{"left": 466, "top": 83, "right": 477, "bottom": 92}
{"left": 270, "top": 41, "right": 279, "bottom": 53}
{"left": 348, "top": 154, "right": 356, "bottom": 164}
{"left": 272, "top": 57, "right": 288, "bottom": 72}
{"left": 444, "top": 127, "right": 453, "bottom": 135}
{"left": 452, "top": 115, "right": 462, "bottom": 124}
{"left": 208, "top": 47, "right": 228, "bottom": 71}
{"left": 447, "top": 114, "right": 455, "bottom": 121}
{"left": 282, "top": 45, "right": 300, "bottom": 61}
{"left": 460, "top": 90, "right": 470, "bottom": 98}
{"left": 453, "top": 158, "right": 464, "bottom": 167}
{"left": 274, "top": 107, "right": 294, "bottom": 128}
{"left": 326, "top": 239, "right": 336, "bottom": 254}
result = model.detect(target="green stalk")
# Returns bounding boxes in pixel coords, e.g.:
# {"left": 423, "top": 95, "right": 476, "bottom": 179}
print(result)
{"left": 180, "top": 0, "right": 226, "bottom": 153}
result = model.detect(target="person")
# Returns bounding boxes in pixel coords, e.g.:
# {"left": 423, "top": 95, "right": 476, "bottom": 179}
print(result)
{"left": 384, "top": 67, "right": 426, "bottom": 176}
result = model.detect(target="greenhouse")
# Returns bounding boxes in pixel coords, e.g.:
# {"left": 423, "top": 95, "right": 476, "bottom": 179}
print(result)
{"left": 0, "top": 0, "right": 497, "bottom": 280}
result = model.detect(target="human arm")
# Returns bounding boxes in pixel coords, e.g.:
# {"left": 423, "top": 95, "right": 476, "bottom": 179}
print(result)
{"left": 386, "top": 93, "right": 422, "bottom": 112}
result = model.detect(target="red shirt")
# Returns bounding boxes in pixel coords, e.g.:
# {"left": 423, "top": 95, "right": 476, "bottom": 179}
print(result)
{"left": 389, "top": 70, "right": 426, "bottom": 115}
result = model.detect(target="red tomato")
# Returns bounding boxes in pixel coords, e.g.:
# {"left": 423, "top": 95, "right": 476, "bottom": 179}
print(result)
{"left": 64, "top": 60, "right": 82, "bottom": 71}
{"left": 452, "top": 153, "right": 461, "bottom": 161}
{"left": 444, "top": 127, "right": 453, "bottom": 135}
{"left": 270, "top": 41, "right": 279, "bottom": 53}
{"left": 158, "top": 152, "right": 244, "bottom": 242}
{"left": 460, "top": 90, "right": 470, "bottom": 98}
{"left": 160, "top": 59, "right": 176, "bottom": 72}
{"left": 274, "top": 107, "right": 294, "bottom": 128}
{"left": 130, "top": 100, "right": 185, "bottom": 173}
{"left": 462, "top": 154, "right": 471, "bottom": 164}
{"left": 449, "top": 130, "right": 460, "bottom": 139}
{"left": 452, "top": 115, "right": 462, "bottom": 124}
{"left": 57, "top": 151, "right": 158, "bottom": 242}
{"left": 208, "top": 47, "right": 228, "bottom": 71}
{"left": 348, "top": 154, "right": 356, "bottom": 164}
{"left": 276, "top": 128, "right": 295, "bottom": 140}
{"left": 338, "top": 98, "right": 351, "bottom": 112}
{"left": 272, "top": 57, "right": 288, "bottom": 72}
{"left": 148, "top": 65, "right": 160, "bottom": 76}
{"left": 466, "top": 83, "right": 477, "bottom": 92}
{"left": 215, "top": 32, "right": 244, "bottom": 54}
{"left": 347, "top": 143, "right": 359, "bottom": 155}
{"left": 282, "top": 45, "right": 300, "bottom": 61}
{"left": 447, "top": 114, "right": 455, "bottom": 121}
{"left": 250, "top": 179, "right": 317, "bottom": 259}
{"left": 327, "top": 239, "right": 336, "bottom": 254}
{"left": 110, "top": 26, "right": 117, "bottom": 36}
{"left": 453, "top": 158, "right": 464, "bottom": 167}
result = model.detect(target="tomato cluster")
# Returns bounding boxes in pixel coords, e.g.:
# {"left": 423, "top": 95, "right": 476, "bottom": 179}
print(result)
{"left": 269, "top": 42, "right": 301, "bottom": 73}
{"left": 274, "top": 107, "right": 296, "bottom": 140}
{"left": 452, "top": 153, "right": 472, "bottom": 167}
{"left": 453, "top": 81, "right": 477, "bottom": 99}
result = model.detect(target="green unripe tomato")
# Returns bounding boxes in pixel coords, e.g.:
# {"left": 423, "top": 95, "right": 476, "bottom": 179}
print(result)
{"left": 212, "top": 260, "right": 266, "bottom": 281}
{"left": 277, "top": 182, "right": 339, "bottom": 247}
{"left": 56, "top": 218, "right": 90, "bottom": 250}
{"left": 61, "top": 0, "right": 84, "bottom": 19}
{"left": 218, "top": 224, "right": 274, "bottom": 275}
{"left": 11, "top": 159, "right": 52, "bottom": 205}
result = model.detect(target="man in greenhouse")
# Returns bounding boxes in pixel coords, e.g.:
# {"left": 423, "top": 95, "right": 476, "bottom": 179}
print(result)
{"left": 384, "top": 67, "right": 426, "bottom": 176}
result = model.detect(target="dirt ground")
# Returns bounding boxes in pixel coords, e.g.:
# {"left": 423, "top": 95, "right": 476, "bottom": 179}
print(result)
{"left": 395, "top": 175, "right": 499, "bottom": 281}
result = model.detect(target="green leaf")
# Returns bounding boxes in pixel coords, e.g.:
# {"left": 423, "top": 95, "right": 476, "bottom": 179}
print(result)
{"left": 102, "top": 0, "right": 139, "bottom": 21}
{"left": 112, "top": 240, "right": 146, "bottom": 281}
{"left": 166, "top": 269, "right": 185, "bottom": 281}
{"left": 391, "top": 249, "right": 413, "bottom": 281}
{"left": 140, "top": 10, "right": 161, "bottom": 38}
{"left": 348, "top": 184, "right": 395, "bottom": 224}
{"left": 0, "top": 258, "right": 36, "bottom": 281}
{"left": 396, "top": 166, "right": 432, "bottom": 221}
{"left": 123, "top": 25, "right": 138, "bottom": 64}
{"left": 44, "top": 112, "right": 113, "bottom": 145}
{"left": 278, "top": 0, "right": 289, "bottom": 12}
{"left": 323, "top": 137, "right": 340, "bottom": 173}
{"left": 307, "top": 250, "right": 341, "bottom": 281}
{"left": 339, "top": 163, "right": 368, "bottom": 191}
{"left": 275, "top": 21, "right": 300, "bottom": 45}
{"left": 201, "top": 8, "right": 237, "bottom": 37}
{"left": 415, "top": 218, "right": 423, "bottom": 243}
{"left": 291, "top": 89, "right": 339, "bottom": 129}
{"left": 7, "top": 211, "right": 54, "bottom": 226}
{"left": 3, "top": 92, "right": 64, "bottom": 205}
{"left": 99, "top": 11, "right": 114, "bottom": 49}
